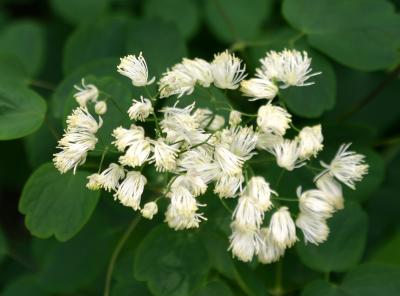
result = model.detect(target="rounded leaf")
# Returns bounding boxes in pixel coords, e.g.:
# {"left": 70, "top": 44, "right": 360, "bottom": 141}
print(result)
{"left": 50, "top": 0, "right": 110, "bottom": 24}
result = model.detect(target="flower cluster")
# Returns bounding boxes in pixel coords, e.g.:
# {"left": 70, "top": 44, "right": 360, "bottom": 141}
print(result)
{"left": 52, "top": 49, "right": 368, "bottom": 264}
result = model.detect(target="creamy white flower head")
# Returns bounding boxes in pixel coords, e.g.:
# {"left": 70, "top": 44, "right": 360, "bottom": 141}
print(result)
{"left": 256, "top": 50, "right": 283, "bottom": 81}
{"left": 269, "top": 139, "right": 304, "bottom": 171}
{"left": 192, "top": 108, "right": 213, "bottom": 128}
{"left": 243, "top": 176, "right": 277, "bottom": 211}
{"left": 98, "top": 163, "right": 125, "bottom": 192}
{"left": 119, "top": 138, "right": 151, "bottom": 167}
{"left": 298, "top": 125, "right": 323, "bottom": 159}
{"left": 229, "top": 110, "right": 242, "bottom": 126}
{"left": 277, "top": 49, "right": 321, "bottom": 88}
{"left": 297, "top": 187, "right": 335, "bottom": 220}
{"left": 240, "top": 78, "right": 279, "bottom": 101}
{"left": 233, "top": 195, "right": 264, "bottom": 230}
{"left": 128, "top": 96, "right": 153, "bottom": 121}
{"left": 317, "top": 143, "right": 369, "bottom": 189}
{"left": 73, "top": 79, "right": 99, "bottom": 107}
{"left": 94, "top": 101, "right": 107, "bottom": 115}
{"left": 214, "top": 144, "right": 244, "bottom": 176}
{"left": 114, "top": 171, "right": 147, "bottom": 210}
{"left": 258, "top": 227, "right": 285, "bottom": 264}
{"left": 211, "top": 50, "right": 247, "bottom": 89}
{"left": 66, "top": 107, "right": 102, "bottom": 134}
{"left": 214, "top": 173, "right": 243, "bottom": 198}
{"left": 228, "top": 126, "right": 258, "bottom": 161}
{"left": 269, "top": 207, "right": 297, "bottom": 248}
{"left": 171, "top": 173, "right": 207, "bottom": 197}
{"left": 257, "top": 103, "right": 292, "bottom": 136}
{"left": 208, "top": 115, "right": 225, "bottom": 131}
{"left": 180, "top": 58, "right": 213, "bottom": 87}
{"left": 256, "top": 132, "right": 283, "bottom": 150}
{"left": 165, "top": 186, "right": 206, "bottom": 230}
{"left": 229, "top": 222, "right": 262, "bottom": 262}
{"left": 112, "top": 125, "right": 145, "bottom": 152}
{"left": 158, "top": 66, "right": 196, "bottom": 98}
{"left": 150, "top": 138, "right": 179, "bottom": 172}
{"left": 141, "top": 201, "right": 158, "bottom": 219}
{"left": 86, "top": 173, "right": 102, "bottom": 190}
{"left": 296, "top": 213, "right": 329, "bottom": 245}
{"left": 316, "top": 174, "right": 344, "bottom": 210}
{"left": 117, "top": 53, "right": 155, "bottom": 87}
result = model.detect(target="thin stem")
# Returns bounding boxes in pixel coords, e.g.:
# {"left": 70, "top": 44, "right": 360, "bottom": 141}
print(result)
{"left": 100, "top": 91, "right": 126, "bottom": 115}
{"left": 29, "top": 79, "right": 56, "bottom": 90}
{"left": 219, "top": 198, "right": 233, "bottom": 214}
{"left": 152, "top": 111, "right": 162, "bottom": 137}
{"left": 273, "top": 260, "right": 284, "bottom": 296}
{"left": 275, "top": 169, "right": 285, "bottom": 190}
{"left": 98, "top": 146, "right": 109, "bottom": 173}
{"left": 273, "top": 197, "right": 298, "bottom": 202}
{"left": 104, "top": 216, "right": 141, "bottom": 296}
{"left": 44, "top": 116, "right": 60, "bottom": 140}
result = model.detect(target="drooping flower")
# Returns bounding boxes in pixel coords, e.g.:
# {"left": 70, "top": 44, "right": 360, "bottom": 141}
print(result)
{"left": 179, "top": 58, "right": 214, "bottom": 87}
{"left": 257, "top": 104, "right": 292, "bottom": 136}
{"left": 214, "top": 144, "right": 244, "bottom": 176}
{"left": 243, "top": 176, "right": 276, "bottom": 211}
{"left": 171, "top": 173, "right": 208, "bottom": 197}
{"left": 117, "top": 53, "right": 155, "bottom": 86}
{"left": 269, "top": 207, "right": 297, "bottom": 248}
{"left": 141, "top": 201, "right": 158, "bottom": 219}
{"left": 269, "top": 139, "right": 304, "bottom": 171}
{"left": 98, "top": 163, "right": 125, "bottom": 192}
{"left": 112, "top": 125, "right": 145, "bottom": 152}
{"left": 214, "top": 173, "right": 243, "bottom": 198}
{"left": 150, "top": 138, "right": 179, "bottom": 172}
{"left": 298, "top": 125, "right": 323, "bottom": 159}
{"left": 297, "top": 187, "right": 335, "bottom": 220}
{"left": 256, "top": 50, "right": 283, "bottom": 81}
{"left": 211, "top": 50, "right": 247, "bottom": 89}
{"left": 118, "top": 138, "right": 151, "bottom": 167}
{"left": 296, "top": 213, "right": 329, "bottom": 245}
{"left": 127, "top": 96, "right": 153, "bottom": 121}
{"left": 94, "top": 100, "right": 107, "bottom": 115}
{"left": 315, "top": 174, "right": 344, "bottom": 210}
{"left": 73, "top": 79, "right": 99, "bottom": 107}
{"left": 258, "top": 227, "right": 285, "bottom": 264}
{"left": 240, "top": 78, "right": 278, "bottom": 100}
{"left": 86, "top": 173, "right": 102, "bottom": 190}
{"left": 114, "top": 171, "right": 147, "bottom": 210}
{"left": 229, "top": 110, "right": 242, "bottom": 126}
{"left": 65, "top": 106, "right": 102, "bottom": 134}
{"left": 228, "top": 126, "right": 258, "bottom": 161}
{"left": 229, "top": 222, "right": 262, "bottom": 262}
{"left": 208, "top": 115, "right": 226, "bottom": 131}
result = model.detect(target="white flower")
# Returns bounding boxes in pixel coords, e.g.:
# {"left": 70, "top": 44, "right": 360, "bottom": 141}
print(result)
{"left": 127, "top": 96, "right": 153, "bottom": 121}
{"left": 150, "top": 138, "right": 179, "bottom": 172}
{"left": 317, "top": 143, "right": 369, "bottom": 189}
{"left": 112, "top": 125, "right": 145, "bottom": 152}
{"left": 114, "top": 171, "right": 147, "bottom": 210}
{"left": 117, "top": 53, "right": 155, "bottom": 87}
{"left": 73, "top": 79, "right": 99, "bottom": 107}
{"left": 211, "top": 50, "right": 247, "bottom": 89}
{"left": 296, "top": 213, "right": 329, "bottom": 245}
{"left": 119, "top": 138, "right": 151, "bottom": 167}
{"left": 214, "top": 144, "right": 244, "bottom": 176}
{"left": 243, "top": 176, "right": 276, "bottom": 211}
{"left": 141, "top": 202, "right": 158, "bottom": 219}
{"left": 257, "top": 103, "right": 291, "bottom": 136}
{"left": 66, "top": 106, "right": 102, "bottom": 134}
{"left": 269, "top": 139, "right": 304, "bottom": 171}
{"left": 171, "top": 174, "right": 207, "bottom": 197}
{"left": 258, "top": 228, "right": 285, "bottom": 264}
{"left": 86, "top": 173, "right": 102, "bottom": 190}
{"left": 240, "top": 78, "right": 278, "bottom": 100}
{"left": 297, "top": 187, "right": 335, "bottom": 219}
{"left": 193, "top": 108, "right": 213, "bottom": 128}
{"left": 256, "top": 132, "right": 283, "bottom": 150}
{"left": 180, "top": 58, "right": 213, "bottom": 87}
{"left": 94, "top": 101, "right": 107, "bottom": 115}
{"left": 165, "top": 186, "right": 206, "bottom": 230}
{"left": 208, "top": 115, "right": 225, "bottom": 131}
{"left": 229, "top": 110, "right": 242, "bottom": 126}
{"left": 158, "top": 67, "right": 196, "bottom": 98}
{"left": 256, "top": 51, "right": 283, "bottom": 81}
{"left": 298, "top": 125, "right": 323, "bottom": 159}
{"left": 214, "top": 173, "right": 243, "bottom": 198}
{"left": 228, "top": 126, "right": 258, "bottom": 161}
{"left": 269, "top": 207, "right": 297, "bottom": 248}
{"left": 233, "top": 195, "right": 264, "bottom": 230}
{"left": 98, "top": 163, "right": 125, "bottom": 192}
{"left": 315, "top": 174, "right": 344, "bottom": 210}
{"left": 277, "top": 49, "right": 321, "bottom": 88}
{"left": 229, "top": 222, "right": 262, "bottom": 262}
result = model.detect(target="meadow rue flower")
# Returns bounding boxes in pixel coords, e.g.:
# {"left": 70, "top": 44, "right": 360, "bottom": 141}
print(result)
{"left": 243, "top": 177, "right": 276, "bottom": 211}
{"left": 193, "top": 108, "right": 213, "bottom": 128}
{"left": 228, "top": 126, "right": 258, "bottom": 160}
{"left": 158, "top": 67, "right": 196, "bottom": 98}
{"left": 229, "top": 222, "right": 262, "bottom": 262}
{"left": 315, "top": 174, "right": 344, "bottom": 210}
{"left": 214, "top": 173, "right": 244, "bottom": 198}
{"left": 233, "top": 195, "right": 265, "bottom": 230}
{"left": 296, "top": 213, "right": 329, "bottom": 245}
{"left": 269, "top": 139, "right": 304, "bottom": 171}
{"left": 86, "top": 173, "right": 102, "bottom": 190}
{"left": 317, "top": 143, "right": 369, "bottom": 189}
{"left": 98, "top": 163, "right": 125, "bottom": 192}
{"left": 150, "top": 138, "right": 179, "bottom": 172}
{"left": 214, "top": 144, "right": 244, "bottom": 176}
{"left": 269, "top": 207, "right": 297, "bottom": 248}
{"left": 112, "top": 125, "right": 145, "bottom": 152}
{"left": 114, "top": 171, "right": 147, "bottom": 210}
{"left": 117, "top": 53, "right": 155, "bottom": 86}
{"left": 211, "top": 50, "right": 247, "bottom": 89}
{"left": 66, "top": 106, "right": 102, "bottom": 134}
{"left": 73, "top": 79, "right": 99, "bottom": 107}
{"left": 258, "top": 227, "right": 285, "bottom": 264}
{"left": 240, "top": 77, "right": 279, "bottom": 100}
{"left": 257, "top": 103, "right": 292, "bottom": 136}
{"left": 256, "top": 132, "right": 283, "bottom": 150}
{"left": 298, "top": 125, "right": 323, "bottom": 159}
{"left": 141, "top": 202, "right": 158, "bottom": 219}
{"left": 297, "top": 187, "right": 335, "bottom": 219}
{"left": 229, "top": 110, "right": 242, "bottom": 126}
{"left": 179, "top": 58, "right": 213, "bottom": 87}
{"left": 118, "top": 138, "right": 151, "bottom": 167}
{"left": 128, "top": 96, "right": 153, "bottom": 121}
{"left": 171, "top": 174, "right": 208, "bottom": 197}
{"left": 256, "top": 50, "right": 283, "bottom": 81}
{"left": 208, "top": 115, "right": 225, "bottom": 131}
{"left": 94, "top": 100, "right": 107, "bottom": 115}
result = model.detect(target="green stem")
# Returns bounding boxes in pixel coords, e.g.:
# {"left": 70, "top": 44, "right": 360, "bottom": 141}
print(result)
{"left": 98, "top": 146, "right": 109, "bottom": 173}
{"left": 273, "top": 260, "right": 284, "bottom": 296}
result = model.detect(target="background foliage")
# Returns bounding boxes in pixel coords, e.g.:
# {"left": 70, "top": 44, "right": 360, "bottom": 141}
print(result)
{"left": 0, "top": 0, "right": 400, "bottom": 295}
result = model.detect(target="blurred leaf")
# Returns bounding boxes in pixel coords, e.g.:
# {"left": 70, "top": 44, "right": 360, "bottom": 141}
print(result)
{"left": 0, "top": 227, "right": 7, "bottom": 264}
{"left": 0, "top": 82, "right": 47, "bottom": 140}
{"left": 370, "top": 231, "right": 400, "bottom": 266}
{"left": 193, "top": 280, "right": 234, "bottom": 296}
{"left": 0, "top": 54, "right": 29, "bottom": 85}
{"left": 50, "top": 0, "right": 110, "bottom": 24}
{"left": 134, "top": 225, "right": 210, "bottom": 296}
{"left": 301, "top": 280, "right": 338, "bottom": 296}
{"left": 0, "top": 20, "right": 45, "bottom": 76}
{"left": 143, "top": 0, "right": 200, "bottom": 39}
{"left": 112, "top": 280, "right": 152, "bottom": 296}
{"left": 19, "top": 163, "right": 100, "bottom": 241}
{"left": 126, "top": 18, "right": 187, "bottom": 77}
{"left": 233, "top": 263, "right": 267, "bottom": 296}
{"left": 1, "top": 275, "right": 50, "bottom": 296}
{"left": 297, "top": 202, "right": 368, "bottom": 272}
{"left": 63, "top": 15, "right": 132, "bottom": 74}
{"left": 0, "top": 140, "right": 31, "bottom": 187}
{"left": 204, "top": 0, "right": 273, "bottom": 43}
{"left": 282, "top": 0, "right": 400, "bottom": 70}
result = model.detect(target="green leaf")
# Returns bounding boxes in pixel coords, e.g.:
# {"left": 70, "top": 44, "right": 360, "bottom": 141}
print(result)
{"left": 302, "top": 280, "right": 339, "bottom": 296}
{"left": 370, "top": 232, "right": 400, "bottom": 266}
{"left": 0, "top": 82, "right": 47, "bottom": 140}
{"left": 143, "top": 0, "right": 200, "bottom": 39}
{"left": 126, "top": 18, "right": 187, "bottom": 77}
{"left": 282, "top": 0, "right": 400, "bottom": 71}
{"left": 112, "top": 281, "right": 152, "bottom": 296}
{"left": 204, "top": 0, "right": 273, "bottom": 43}
{"left": 193, "top": 280, "right": 234, "bottom": 296}
{"left": 19, "top": 163, "right": 100, "bottom": 241}
{"left": 63, "top": 15, "right": 132, "bottom": 74}
{"left": 0, "top": 227, "right": 8, "bottom": 264}
{"left": 0, "top": 54, "right": 28, "bottom": 85}
{"left": 297, "top": 202, "right": 368, "bottom": 272}
{"left": 0, "top": 20, "right": 45, "bottom": 76}
{"left": 134, "top": 225, "right": 211, "bottom": 296}
{"left": 50, "top": 0, "right": 110, "bottom": 24}
{"left": 1, "top": 275, "right": 50, "bottom": 296}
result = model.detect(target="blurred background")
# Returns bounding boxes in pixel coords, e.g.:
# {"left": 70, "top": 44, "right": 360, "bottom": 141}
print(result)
{"left": 0, "top": 0, "right": 400, "bottom": 295}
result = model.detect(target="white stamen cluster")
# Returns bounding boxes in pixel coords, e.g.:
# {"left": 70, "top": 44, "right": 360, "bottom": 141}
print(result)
{"left": 73, "top": 79, "right": 107, "bottom": 115}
